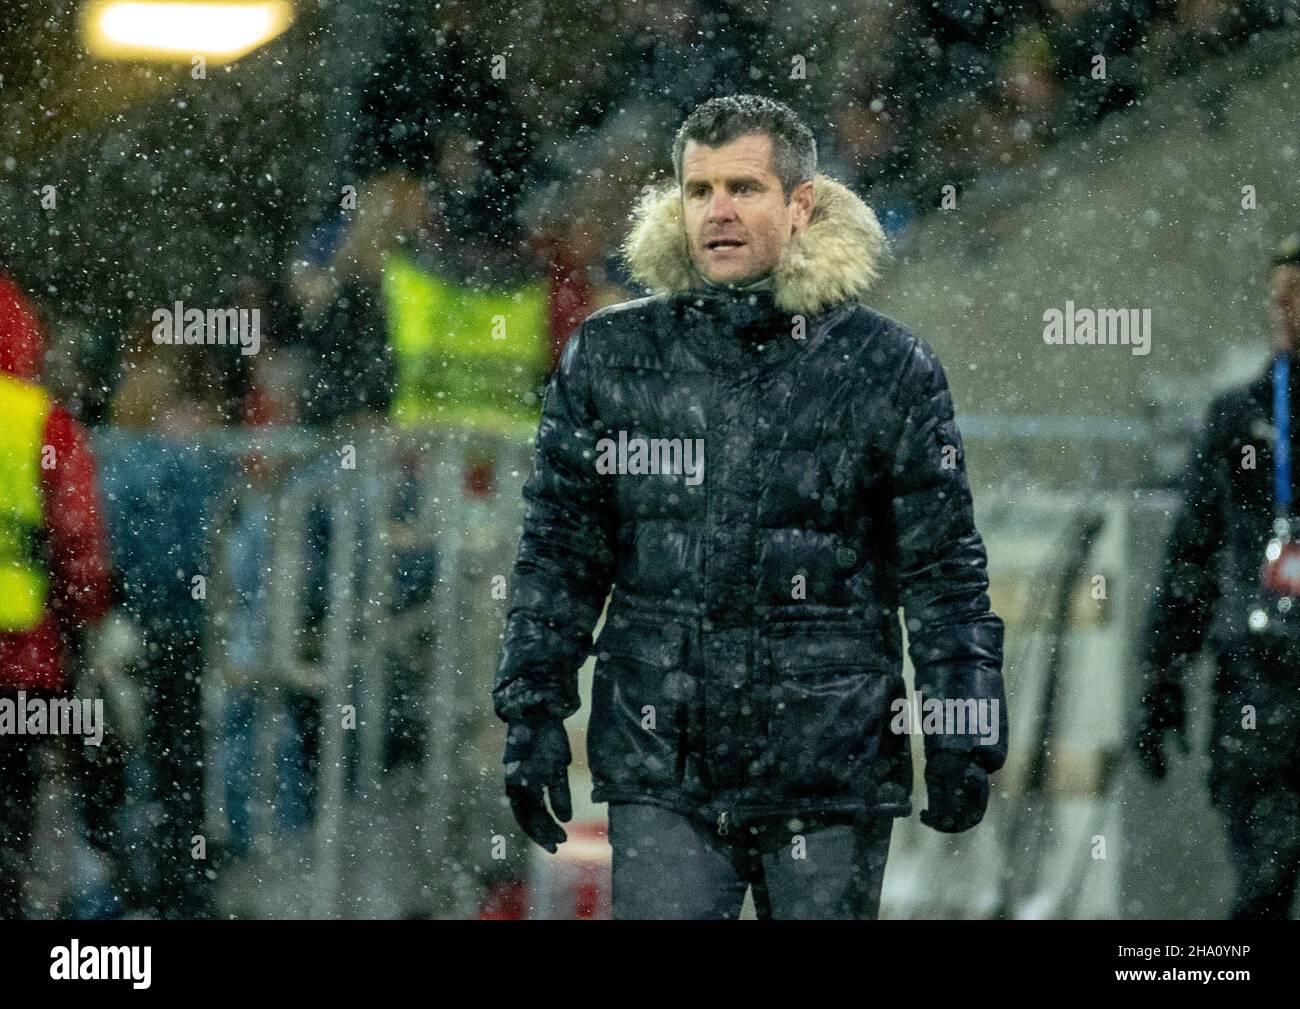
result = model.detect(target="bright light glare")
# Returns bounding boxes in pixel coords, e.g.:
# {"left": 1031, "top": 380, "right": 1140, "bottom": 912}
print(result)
{"left": 86, "top": 2, "right": 293, "bottom": 62}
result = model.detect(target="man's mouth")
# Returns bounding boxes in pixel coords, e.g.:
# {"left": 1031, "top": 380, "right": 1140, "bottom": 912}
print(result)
{"left": 705, "top": 239, "right": 746, "bottom": 251}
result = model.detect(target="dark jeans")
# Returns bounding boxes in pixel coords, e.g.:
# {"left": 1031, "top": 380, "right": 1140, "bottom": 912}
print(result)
{"left": 1223, "top": 788, "right": 1300, "bottom": 919}
{"left": 608, "top": 802, "right": 893, "bottom": 920}
{"left": 0, "top": 729, "right": 42, "bottom": 919}
{"left": 2, "top": 684, "right": 135, "bottom": 919}
{"left": 1210, "top": 644, "right": 1300, "bottom": 919}
{"left": 139, "top": 624, "right": 212, "bottom": 917}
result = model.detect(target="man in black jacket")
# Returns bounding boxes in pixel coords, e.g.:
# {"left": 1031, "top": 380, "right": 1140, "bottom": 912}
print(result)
{"left": 1136, "top": 233, "right": 1300, "bottom": 920}
{"left": 492, "top": 95, "right": 1008, "bottom": 919}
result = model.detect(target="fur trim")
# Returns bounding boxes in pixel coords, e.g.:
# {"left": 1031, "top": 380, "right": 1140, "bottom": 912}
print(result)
{"left": 620, "top": 173, "right": 888, "bottom": 317}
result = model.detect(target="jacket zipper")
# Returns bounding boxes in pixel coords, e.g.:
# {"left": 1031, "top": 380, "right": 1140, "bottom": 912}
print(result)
{"left": 716, "top": 810, "right": 730, "bottom": 837}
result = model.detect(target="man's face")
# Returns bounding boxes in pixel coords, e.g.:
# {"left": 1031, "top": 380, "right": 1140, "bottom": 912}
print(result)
{"left": 680, "top": 132, "right": 814, "bottom": 286}
{"left": 1271, "top": 264, "right": 1300, "bottom": 352}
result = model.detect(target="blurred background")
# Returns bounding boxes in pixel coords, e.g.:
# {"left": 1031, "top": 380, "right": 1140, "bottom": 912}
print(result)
{"left": 2, "top": 0, "right": 1299, "bottom": 918}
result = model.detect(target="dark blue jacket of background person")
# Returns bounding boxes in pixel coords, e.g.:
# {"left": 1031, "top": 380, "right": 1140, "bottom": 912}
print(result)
{"left": 97, "top": 432, "right": 226, "bottom": 635}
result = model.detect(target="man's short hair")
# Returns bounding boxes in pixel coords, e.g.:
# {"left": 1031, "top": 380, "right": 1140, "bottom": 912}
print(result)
{"left": 672, "top": 94, "right": 816, "bottom": 202}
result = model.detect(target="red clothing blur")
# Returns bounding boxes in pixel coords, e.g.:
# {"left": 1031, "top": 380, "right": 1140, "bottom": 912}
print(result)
{"left": 542, "top": 242, "right": 596, "bottom": 372}
{"left": 0, "top": 274, "right": 111, "bottom": 689}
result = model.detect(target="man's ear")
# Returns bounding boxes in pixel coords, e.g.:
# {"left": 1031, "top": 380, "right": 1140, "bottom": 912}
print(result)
{"left": 789, "top": 178, "right": 815, "bottom": 234}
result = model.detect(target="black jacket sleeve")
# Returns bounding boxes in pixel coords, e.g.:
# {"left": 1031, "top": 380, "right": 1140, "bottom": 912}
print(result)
{"left": 1138, "top": 398, "right": 1230, "bottom": 711}
{"left": 887, "top": 335, "right": 1008, "bottom": 773}
{"left": 492, "top": 321, "right": 618, "bottom": 723}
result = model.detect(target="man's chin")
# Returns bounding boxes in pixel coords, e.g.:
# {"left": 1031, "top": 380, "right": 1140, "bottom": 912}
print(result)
{"left": 694, "top": 261, "right": 763, "bottom": 288}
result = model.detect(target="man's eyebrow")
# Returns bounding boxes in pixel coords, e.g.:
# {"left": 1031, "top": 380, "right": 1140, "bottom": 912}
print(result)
{"left": 683, "top": 176, "right": 768, "bottom": 189}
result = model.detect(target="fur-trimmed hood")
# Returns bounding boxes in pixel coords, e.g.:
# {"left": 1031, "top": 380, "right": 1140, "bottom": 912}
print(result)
{"left": 620, "top": 173, "right": 889, "bottom": 317}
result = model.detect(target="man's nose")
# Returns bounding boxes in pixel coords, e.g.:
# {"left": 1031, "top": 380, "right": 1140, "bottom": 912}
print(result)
{"left": 707, "top": 192, "right": 737, "bottom": 221}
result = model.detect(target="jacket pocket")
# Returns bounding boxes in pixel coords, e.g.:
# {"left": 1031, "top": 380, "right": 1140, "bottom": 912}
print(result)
{"left": 765, "top": 632, "right": 902, "bottom": 799}
{"left": 588, "top": 617, "right": 692, "bottom": 791}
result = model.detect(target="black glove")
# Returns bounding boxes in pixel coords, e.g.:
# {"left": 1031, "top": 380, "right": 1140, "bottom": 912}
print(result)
{"left": 1134, "top": 677, "right": 1188, "bottom": 781}
{"left": 503, "top": 715, "right": 572, "bottom": 854}
{"left": 920, "top": 751, "right": 989, "bottom": 833}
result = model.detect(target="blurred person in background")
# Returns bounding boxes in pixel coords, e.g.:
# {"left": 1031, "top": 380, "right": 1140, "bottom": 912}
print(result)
{"left": 366, "top": 146, "right": 557, "bottom": 911}
{"left": 579, "top": 0, "right": 760, "bottom": 143}
{"left": 1136, "top": 232, "right": 1300, "bottom": 919}
{"left": 818, "top": 89, "right": 920, "bottom": 245}
{"left": 493, "top": 95, "right": 1008, "bottom": 919}
{"left": 286, "top": 176, "right": 402, "bottom": 822}
{"left": 220, "top": 348, "right": 320, "bottom": 870}
{"left": 522, "top": 158, "right": 636, "bottom": 370}
{"left": 994, "top": 24, "right": 1064, "bottom": 155}
{"left": 369, "top": 144, "right": 551, "bottom": 436}
{"left": 820, "top": 97, "right": 900, "bottom": 196}
{"left": 0, "top": 271, "right": 112, "bottom": 918}
{"left": 545, "top": 99, "right": 687, "bottom": 299}
{"left": 292, "top": 177, "right": 396, "bottom": 429}
{"left": 1150, "top": 0, "right": 1253, "bottom": 78}
{"left": 102, "top": 315, "right": 226, "bottom": 917}
{"left": 529, "top": 206, "right": 629, "bottom": 369}
{"left": 888, "top": 0, "right": 1026, "bottom": 124}
{"left": 1038, "top": 0, "right": 1154, "bottom": 126}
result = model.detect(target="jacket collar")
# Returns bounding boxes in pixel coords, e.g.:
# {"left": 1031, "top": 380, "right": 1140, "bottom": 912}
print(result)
{"left": 670, "top": 287, "right": 835, "bottom": 372}
{"left": 620, "top": 173, "right": 888, "bottom": 318}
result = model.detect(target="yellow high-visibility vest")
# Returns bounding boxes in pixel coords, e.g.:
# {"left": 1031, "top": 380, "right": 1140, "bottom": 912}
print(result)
{"left": 0, "top": 373, "right": 51, "bottom": 632}
{"left": 381, "top": 250, "right": 549, "bottom": 437}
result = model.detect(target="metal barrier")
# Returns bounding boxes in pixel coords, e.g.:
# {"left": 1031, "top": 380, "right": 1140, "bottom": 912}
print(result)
{"left": 93, "top": 424, "right": 535, "bottom": 918}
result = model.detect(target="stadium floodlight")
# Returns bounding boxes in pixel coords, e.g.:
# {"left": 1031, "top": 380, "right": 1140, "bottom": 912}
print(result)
{"left": 85, "top": 1, "right": 293, "bottom": 63}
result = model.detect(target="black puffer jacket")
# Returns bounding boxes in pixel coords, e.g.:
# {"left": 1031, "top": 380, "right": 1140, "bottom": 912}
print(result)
{"left": 493, "top": 174, "right": 1007, "bottom": 831}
